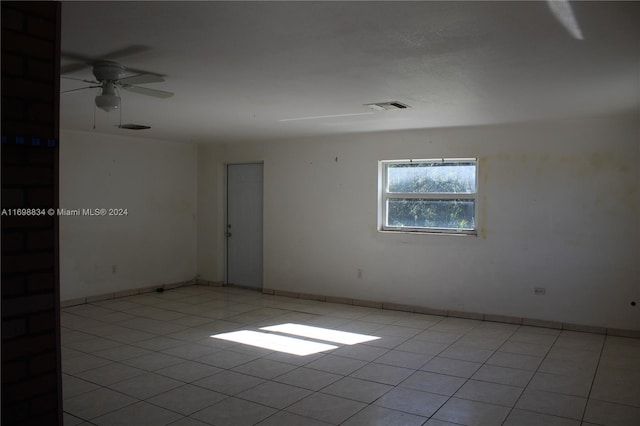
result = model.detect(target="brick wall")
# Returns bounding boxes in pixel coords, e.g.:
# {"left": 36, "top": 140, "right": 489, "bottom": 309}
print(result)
{"left": 2, "top": 2, "right": 62, "bottom": 425}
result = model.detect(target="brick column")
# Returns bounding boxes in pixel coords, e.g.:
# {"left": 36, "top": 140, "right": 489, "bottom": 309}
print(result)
{"left": 2, "top": 2, "right": 62, "bottom": 425}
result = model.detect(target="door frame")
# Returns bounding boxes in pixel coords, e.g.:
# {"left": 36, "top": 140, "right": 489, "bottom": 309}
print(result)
{"left": 224, "top": 161, "right": 264, "bottom": 287}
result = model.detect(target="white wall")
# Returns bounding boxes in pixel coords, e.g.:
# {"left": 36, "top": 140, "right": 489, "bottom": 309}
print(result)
{"left": 60, "top": 130, "right": 198, "bottom": 300}
{"left": 210, "top": 116, "right": 639, "bottom": 330}
{"left": 197, "top": 143, "right": 225, "bottom": 282}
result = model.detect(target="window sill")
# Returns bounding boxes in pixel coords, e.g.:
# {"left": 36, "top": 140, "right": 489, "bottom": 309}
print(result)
{"left": 378, "top": 229, "right": 478, "bottom": 237}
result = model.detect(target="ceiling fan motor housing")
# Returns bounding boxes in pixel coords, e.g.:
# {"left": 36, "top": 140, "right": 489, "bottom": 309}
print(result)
{"left": 93, "top": 60, "right": 126, "bottom": 81}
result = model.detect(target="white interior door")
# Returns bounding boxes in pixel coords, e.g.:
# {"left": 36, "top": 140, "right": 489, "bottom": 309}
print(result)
{"left": 227, "top": 163, "right": 263, "bottom": 289}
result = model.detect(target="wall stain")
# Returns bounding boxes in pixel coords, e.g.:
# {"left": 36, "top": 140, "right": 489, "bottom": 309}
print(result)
{"left": 479, "top": 195, "right": 487, "bottom": 239}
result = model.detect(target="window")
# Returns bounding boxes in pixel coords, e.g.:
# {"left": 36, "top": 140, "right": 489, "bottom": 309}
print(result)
{"left": 379, "top": 158, "right": 477, "bottom": 234}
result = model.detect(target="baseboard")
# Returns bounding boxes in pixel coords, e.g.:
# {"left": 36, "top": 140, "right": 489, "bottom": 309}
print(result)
{"left": 60, "top": 278, "right": 198, "bottom": 308}
{"left": 262, "top": 287, "right": 639, "bottom": 338}
{"left": 195, "top": 278, "right": 223, "bottom": 287}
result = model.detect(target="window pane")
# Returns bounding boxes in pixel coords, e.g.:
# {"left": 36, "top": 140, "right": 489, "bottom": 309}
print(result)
{"left": 387, "top": 162, "right": 476, "bottom": 193}
{"left": 387, "top": 199, "right": 475, "bottom": 230}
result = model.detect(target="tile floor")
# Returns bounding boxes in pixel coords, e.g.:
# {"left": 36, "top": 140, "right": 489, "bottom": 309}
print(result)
{"left": 61, "top": 285, "right": 640, "bottom": 426}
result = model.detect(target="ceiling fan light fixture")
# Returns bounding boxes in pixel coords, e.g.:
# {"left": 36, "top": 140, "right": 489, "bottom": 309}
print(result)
{"left": 95, "top": 82, "right": 121, "bottom": 112}
{"left": 95, "top": 93, "right": 121, "bottom": 112}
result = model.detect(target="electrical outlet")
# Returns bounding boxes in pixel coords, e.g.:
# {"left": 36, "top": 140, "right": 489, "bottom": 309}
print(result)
{"left": 534, "top": 287, "right": 546, "bottom": 295}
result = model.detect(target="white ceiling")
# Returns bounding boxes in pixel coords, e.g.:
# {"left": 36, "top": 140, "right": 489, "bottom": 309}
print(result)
{"left": 60, "top": 1, "right": 640, "bottom": 144}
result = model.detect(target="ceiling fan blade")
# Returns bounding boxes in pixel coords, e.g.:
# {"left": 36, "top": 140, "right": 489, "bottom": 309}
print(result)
{"left": 60, "top": 51, "right": 95, "bottom": 74}
{"left": 61, "top": 51, "right": 95, "bottom": 62}
{"left": 118, "top": 74, "right": 165, "bottom": 85}
{"left": 100, "top": 45, "right": 151, "bottom": 60}
{"left": 122, "top": 85, "right": 174, "bottom": 99}
{"left": 61, "top": 62, "right": 92, "bottom": 75}
{"left": 62, "top": 76, "right": 99, "bottom": 84}
{"left": 61, "top": 86, "right": 100, "bottom": 94}
{"left": 61, "top": 46, "right": 152, "bottom": 75}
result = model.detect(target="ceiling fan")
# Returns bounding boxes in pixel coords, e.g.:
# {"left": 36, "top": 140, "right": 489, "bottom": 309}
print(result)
{"left": 62, "top": 60, "right": 174, "bottom": 112}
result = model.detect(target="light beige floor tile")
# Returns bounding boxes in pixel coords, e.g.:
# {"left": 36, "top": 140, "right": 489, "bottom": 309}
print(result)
{"left": 148, "top": 384, "right": 227, "bottom": 415}
{"left": 61, "top": 352, "right": 114, "bottom": 375}
{"left": 471, "top": 364, "right": 534, "bottom": 387}
{"left": 166, "top": 418, "right": 211, "bottom": 426}
{"left": 194, "top": 349, "right": 258, "bottom": 369}
{"left": 192, "top": 396, "right": 277, "bottom": 426}
{"left": 160, "top": 342, "right": 219, "bottom": 360}
{"left": 193, "top": 370, "right": 265, "bottom": 395}
{"left": 400, "top": 371, "right": 466, "bottom": 396}
{"left": 424, "top": 419, "right": 465, "bottom": 426}
{"left": 65, "top": 337, "right": 122, "bottom": 353}
{"left": 329, "top": 344, "right": 388, "bottom": 361}
{"left": 116, "top": 317, "right": 188, "bottom": 335}
{"left": 546, "top": 347, "right": 600, "bottom": 363}
{"left": 232, "top": 358, "right": 298, "bottom": 379}
{"left": 92, "top": 401, "right": 182, "bottom": 426}
{"left": 583, "top": 399, "right": 640, "bottom": 426}
{"left": 254, "top": 410, "right": 332, "bottom": 426}
{"left": 362, "top": 334, "right": 410, "bottom": 349}
{"left": 64, "top": 387, "right": 137, "bottom": 420}
{"left": 274, "top": 367, "right": 342, "bottom": 391}
{"left": 75, "top": 362, "right": 146, "bottom": 386}
{"left": 516, "top": 389, "right": 587, "bottom": 420}
{"left": 503, "top": 409, "right": 580, "bottom": 425}
{"left": 350, "top": 362, "right": 414, "bottom": 385}
{"left": 133, "top": 336, "right": 185, "bottom": 351}
{"left": 263, "top": 350, "right": 325, "bottom": 366}
{"left": 306, "top": 354, "right": 368, "bottom": 375}
{"left": 375, "top": 386, "right": 448, "bottom": 417}
{"left": 107, "top": 372, "right": 183, "bottom": 399}
{"left": 91, "top": 344, "right": 151, "bottom": 362}
{"left": 500, "top": 341, "right": 550, "bottom": 357}
{"left": 237, "top": 380, "right": 313, "bottom": 409}
{"left": 486, "top": 351, "right": 543, "bottom": 371}
{"left": 122, "top": 352, "right": 184, "bottom": 371}
{"left": 107, "top": 331, "right": 162, "bottom": 347}
{"left": 342, "top": 405, "right": 427, "bottom": 426}
{"left": 454, "top": 335, "right": 505, "bottom": 350}
{"left": 373, "top": 349, "right": 433, "bottom": 369}
{"left": 590, "top": 369, "right": 640, "bottom": 407}
{"left": 538, "top": 357, "right": 598, "bottom": 377}
{"left": 414, "top": 330, "right": 463, "bottom": 344}
{"left": 439, "top": 344, "right": 495, "bottom": 363}
{"left": 286, "top": 392, "right": 367, "bottom": 424}
{"left": 421, "top": 356, "right": 482, "bottom": 378}
{"left": 454, "top": 379, "right": 523, "bottom": 407}
{"left": 395, "top": 338, "right": 450, "bottom": 355}
{"left": 375, "top": 324, "right": 423, "bottom": 338}
{"left": 555, "top": 334, "right": 604, "bottom": 352}
{"left": 154, "top": 360, "right": 221, "bottom": 383}
{"left": 62, "top": 374, "right": 100, "bottom": 400}
{"left": 429, "top": 318, "right": 481, "bottom": 334}
{"left": 63, "top": 412, "right": 86, "bottom": 426}
{"left": 528, "top": 372, "right": 593, "bottom": 397}
{"left": 509, "top": 331, "right": 557, "bottom": 346}
{"left": 321, "top": 377, "right": 392, "bottom": 403}
{"left": 433, "top": 397, "right": 511, "bottom": 425}
{"left": 170, "top": 315, "right": 217, "bottom": 327}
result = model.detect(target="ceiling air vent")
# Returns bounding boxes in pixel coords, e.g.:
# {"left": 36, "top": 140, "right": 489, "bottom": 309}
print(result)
{"left": 117, "top": 124, "right": 151, "bottom": 130}
{"left": 364, "top": 101, "right": 410, "bottom": 111}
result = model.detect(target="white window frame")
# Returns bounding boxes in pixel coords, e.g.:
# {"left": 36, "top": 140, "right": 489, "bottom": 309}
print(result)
{"left": 378, "top": 158, "right": 478, "bottom": 235}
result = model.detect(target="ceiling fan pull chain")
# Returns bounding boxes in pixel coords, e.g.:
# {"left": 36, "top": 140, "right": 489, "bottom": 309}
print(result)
{"left": 93, "top": 103, "right": 96, "bottom": 130}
